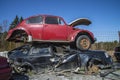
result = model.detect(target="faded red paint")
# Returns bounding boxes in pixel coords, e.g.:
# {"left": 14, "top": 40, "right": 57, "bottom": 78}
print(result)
{"left": 6, "top": 14, "right": 95, "bottom": 43}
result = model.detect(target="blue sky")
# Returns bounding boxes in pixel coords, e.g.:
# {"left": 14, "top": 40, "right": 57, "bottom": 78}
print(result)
{"left": 0, "top": 0, "right": 120, "bottom": 42}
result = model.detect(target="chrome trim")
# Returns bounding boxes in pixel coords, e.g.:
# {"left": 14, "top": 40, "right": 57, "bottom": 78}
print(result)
{"left": 28, "top": 35, "right": 32, "bottom": 42}
{"left": 33, "top": 39, "right": 72, "bottom": 43}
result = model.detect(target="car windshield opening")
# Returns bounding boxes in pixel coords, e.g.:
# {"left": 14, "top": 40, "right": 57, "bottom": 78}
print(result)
{"left": 27, "top": 16, "right": 43, "bottom": 24}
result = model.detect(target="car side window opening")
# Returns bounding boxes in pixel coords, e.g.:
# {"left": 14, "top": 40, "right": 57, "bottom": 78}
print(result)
{"left": 29, "top": 47, "right": 50, "bottom": 55}
{"left": 39, "top": 48, "right": 50, "bottom": 55}
{"left": 58, "top": 18, "right": 65, "bottom": 25}
{"left": 29, "top": 47, "right": 40, "bottom": 55}
{"left": 27, "top": 16, "right": 43, "bottom": 24}
{"left": 45, "top": 16, "right": 65, "bottom": 25}
{"left": 45, "top": 16, "right": 58, "bottom": 24}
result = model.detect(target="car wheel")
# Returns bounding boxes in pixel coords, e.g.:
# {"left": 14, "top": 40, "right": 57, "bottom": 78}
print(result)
{"left": 21, "top": 36, "right": 28, "bottom": 43}
{"left": 76, "top": 35, "right": 91, "bottom": 51}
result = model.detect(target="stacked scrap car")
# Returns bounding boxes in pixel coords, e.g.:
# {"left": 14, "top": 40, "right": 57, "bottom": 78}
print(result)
{"left": 6, "top": 14, "right": 115, "bottom": 76}
{"left": 6, "top": 15, "right": 96, "bottom": 51}
{"left": 7, "top": 44, "right": 113, "bottom": 74}
{"left": 8, "top": 44, "right": 60, "bottom": 73}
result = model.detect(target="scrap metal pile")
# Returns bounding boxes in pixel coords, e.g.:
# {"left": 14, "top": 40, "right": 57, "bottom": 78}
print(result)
{"left": 5, "top": 14, "right": 120, "bottom": 79}
{"left": 8, "top": 43, "right": 113, "bottom": 75}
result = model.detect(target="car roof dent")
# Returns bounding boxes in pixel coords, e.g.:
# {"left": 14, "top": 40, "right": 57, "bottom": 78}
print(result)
{"left": 69, "top": 18, "right": 91, "bottom": 27}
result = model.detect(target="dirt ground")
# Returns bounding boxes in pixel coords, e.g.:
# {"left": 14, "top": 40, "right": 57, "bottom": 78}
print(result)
{"left": 11, "top": 67, "right": 120, "bottom": 80}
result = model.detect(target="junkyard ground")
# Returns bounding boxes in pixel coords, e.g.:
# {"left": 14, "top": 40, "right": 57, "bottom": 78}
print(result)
{"left": 11, "top": 69, "right": 120, "bottom": 80}
{"left": 11, "top": 64, "right": 120, "bottom": 80}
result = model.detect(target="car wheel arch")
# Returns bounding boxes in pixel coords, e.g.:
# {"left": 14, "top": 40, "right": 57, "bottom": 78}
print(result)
{"left": 10, "top": 29, "right": 32, "bottom": 42}
{"left": 12, "top": 29, "right": 30, "bottom": 36}
{"left": 73, "top": 32, "right": 93, "bottom": 50}
{"left": 69, "top": 32, "right": 93, "bottom": 50}
{"left": 75, "top": 32, "right": 93, "bottom": 43}
{"left": 21, "top": 62, "right": 36, "bottom": 71}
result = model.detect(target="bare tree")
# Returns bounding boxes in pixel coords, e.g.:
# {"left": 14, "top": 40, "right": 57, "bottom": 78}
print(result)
{"left": 3, "top": 20, "right": 8, "bottom": 31}
{"left": 0, "top": 20, "right": 9, "bottom": 51}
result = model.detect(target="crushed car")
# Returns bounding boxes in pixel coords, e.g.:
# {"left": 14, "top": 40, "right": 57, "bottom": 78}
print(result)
{"left": 55, "top": 49, "right": 113, "bottom": 74}
{"left": 8, "top": 44, "right": 113, "bottom": 74}
{"left": 0, "top": 56, "right": 12, "bottom": 80}
{"left": 8, "top": 44, "right": 60, "bottom": 73}
{"left": 6, "top": 14, "right": 96, "bottom": 51}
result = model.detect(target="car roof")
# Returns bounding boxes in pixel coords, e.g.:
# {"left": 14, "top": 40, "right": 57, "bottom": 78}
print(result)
{"left": 25, "top": 14, "right": 62, "bottom": 20}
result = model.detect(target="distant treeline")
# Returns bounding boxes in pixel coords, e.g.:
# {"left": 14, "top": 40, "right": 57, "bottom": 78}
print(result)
{"left": 91, "top": 41, "right": 119, "bottom": 51}
{"left": 0, "top": 15, "right": 24, "bottom": 51}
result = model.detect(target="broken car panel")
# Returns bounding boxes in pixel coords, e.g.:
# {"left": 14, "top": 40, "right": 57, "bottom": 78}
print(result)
{"left": 55, "top": 49, "right": 113, "bottom": 73}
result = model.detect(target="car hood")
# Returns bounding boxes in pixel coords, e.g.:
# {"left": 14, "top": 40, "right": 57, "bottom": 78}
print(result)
{"left": 69, "top": 18, "right": 91, "bottom": 27}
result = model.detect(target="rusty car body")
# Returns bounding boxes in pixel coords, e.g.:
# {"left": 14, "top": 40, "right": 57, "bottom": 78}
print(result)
{"left": 6, "top": 15, "right": 96, "bottom": 51}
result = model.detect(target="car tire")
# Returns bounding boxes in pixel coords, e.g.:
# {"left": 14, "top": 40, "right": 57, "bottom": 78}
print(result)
{"left": 76, "top": 35, "right": 91, "bottom": 51}
{"left": 21, "top": 36, "right": 28, "bottom": 43}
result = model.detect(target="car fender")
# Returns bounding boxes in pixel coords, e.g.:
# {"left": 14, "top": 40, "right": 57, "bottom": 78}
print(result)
{"left": 68, "top": 30, "right": 94, "bottom": 42}
{"left": 79, "top": 53, "right": 102, "bottom": 67}
{"left": 6, "top": 27, "right": 31, "bottom": 40}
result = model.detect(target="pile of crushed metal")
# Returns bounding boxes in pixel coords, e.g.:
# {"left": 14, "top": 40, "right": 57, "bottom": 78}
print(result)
{"left": 1, "top": 44, "right": 120, "bottom": 80}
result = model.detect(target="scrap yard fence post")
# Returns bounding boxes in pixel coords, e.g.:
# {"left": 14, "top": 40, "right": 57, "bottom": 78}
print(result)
{"left": 118, "top": 31, "right": 120, "bottom": 44}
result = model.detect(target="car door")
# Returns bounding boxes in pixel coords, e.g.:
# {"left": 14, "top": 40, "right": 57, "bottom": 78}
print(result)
{"left": 26, "top": 16, "right": 44, "bottom": 40}
{"left": 43, "top": 16, "right": 68, "bottom": 41}
{"left": 27, "top": 47, "right": 52, "bottom": 66}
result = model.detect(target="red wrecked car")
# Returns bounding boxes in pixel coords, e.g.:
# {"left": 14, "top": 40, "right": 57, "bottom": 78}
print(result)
{"left": 0, "top": 56, "right": 12, "bottom": 80}
{"left": 6, "top": 15, "right": 96, "bottom": 51}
